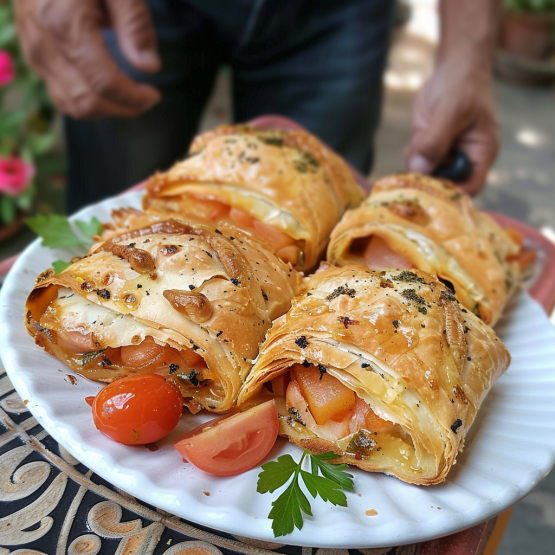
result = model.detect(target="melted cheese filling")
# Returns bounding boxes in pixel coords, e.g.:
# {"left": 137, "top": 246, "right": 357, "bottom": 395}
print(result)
{"left": 276, "top": 364, "right": 422, "bottom": 471}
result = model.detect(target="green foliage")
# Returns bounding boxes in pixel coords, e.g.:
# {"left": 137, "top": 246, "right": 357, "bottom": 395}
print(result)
{"left": 25, "top": 213, "right": 103, "bottom": 248}
{"left": 25, "top": 214, "right": 103, "bottom": 272}
{"left": 0, "top": 0, "right": 61, "bottom": 225}
{"left": 52, "top": 260, "right": 71, "bottom": 273}
{"left": 257, "top": 450, "right": 354, "bottom": 538}
{"left": 505, "top": 0, "right": 555, "bottom": 13}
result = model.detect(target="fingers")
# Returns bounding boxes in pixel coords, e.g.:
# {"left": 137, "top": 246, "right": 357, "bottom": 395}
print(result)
{"left": 105, "top": 0, "right": 161, "bottom": 73}
{"left": 405, "top": 102, "right": 468, "bottom": 176}
{"left": 453, "top": 128, "right": 499, "bottom": 196}
{"left": 19, "top": 0, "right": 160, "bottom": 119}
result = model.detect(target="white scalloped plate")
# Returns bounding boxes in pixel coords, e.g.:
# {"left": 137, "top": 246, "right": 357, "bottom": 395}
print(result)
{"left": 2, "top": 191, "right": 555, "bottom": 549}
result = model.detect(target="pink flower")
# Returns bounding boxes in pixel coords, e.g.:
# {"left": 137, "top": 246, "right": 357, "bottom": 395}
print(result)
{"left": 0, "top": 156, "right": 35, "bottom": 197}
{"left": 0, "top": 50, "right": 15, "bottom": 87}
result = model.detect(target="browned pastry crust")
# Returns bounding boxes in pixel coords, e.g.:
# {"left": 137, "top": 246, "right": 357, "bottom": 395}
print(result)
{"left": 143, "top": 125, "right": 364, "bottom": 271}
{"left": 25, "top": 218, "right": 301, "bottom": 412}
{"left": 238, "top": 265, "right": 510, "bottom": 485}
{"left": 327, "top": 173, "right": 521, "bottom": 326}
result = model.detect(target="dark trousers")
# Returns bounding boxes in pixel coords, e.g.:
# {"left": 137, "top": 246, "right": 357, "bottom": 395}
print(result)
{"left": 65, "top": 0, "right": 394, "bottom": 212}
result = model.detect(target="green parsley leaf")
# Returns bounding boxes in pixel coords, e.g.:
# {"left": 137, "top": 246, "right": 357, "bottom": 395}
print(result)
{"left": 310, "top": 453, "right": 354, "bottom": 490}
{"left": 52, "top": 260, "right": 71, "bottom": 274}
{"left": 268, "top": 477, "right": 311, "bottom": 536}
{"left": 75, "top": 216, "right": 104, "bottom": 239}
{"left": 25, "top": 214, "right": 104, "bottom": 248}
{"left": 257, "top": 450, "right": 355, "bottom": 538}
{"left": 26, "top": 214, "right": 87, "bottom": 248}
{"left": 300, "top": 470, "right": 348, "bottom": 506}
{"left": 257, "top": 454, "right": 298, "bottom": 493}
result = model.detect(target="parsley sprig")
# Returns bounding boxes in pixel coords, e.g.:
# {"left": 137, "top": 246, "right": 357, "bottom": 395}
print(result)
{"left": 25, "top": 214, "right": 104, "bottom": 273}
{"left": 257, "top": 450, "right": 354, "bottom": 537}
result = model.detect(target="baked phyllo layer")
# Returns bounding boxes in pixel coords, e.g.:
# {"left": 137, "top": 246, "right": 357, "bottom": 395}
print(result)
{"left": 327, "top": 173, "right": 521, "bottom": 326}
{"left": 238, "top": 265, "right": 510, "bottom": 485}
{"left": 144, "top": 125, "right": 364, "bottom": 271}
{"left": 25, "top": 218, "right": 301, "bottom": 413}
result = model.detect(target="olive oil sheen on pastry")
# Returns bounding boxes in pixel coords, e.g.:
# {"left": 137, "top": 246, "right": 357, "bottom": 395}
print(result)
{"left": 239, "top": 266, "right": 510, "bottom": 485}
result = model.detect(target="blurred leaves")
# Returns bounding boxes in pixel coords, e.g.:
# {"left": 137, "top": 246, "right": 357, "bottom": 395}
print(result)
{"left": 505, "top": 0, "right": 555, "bottom": 13}
{"left": 0, "top": 0, "right": 63, "bottom": 226}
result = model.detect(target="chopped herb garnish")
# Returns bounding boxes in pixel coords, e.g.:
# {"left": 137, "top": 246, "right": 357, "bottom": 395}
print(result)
{"left": 295, "top": 336, "right": 309, "bottom": 349}
{"left": 327, "top": 285, "right": 356, "bottom": 301}
{"left": 401, "top": 288, "right": 427, "bottom": 306}
{"left": 81, "top": 350, "right": 105, "bottom": 366}
{"left": 451, "top": 419, "right": 463, "bottom": 434}
{"left": 393, "top": 271, "right": 426, "bottom": 285}
{"left": 257, "top": 451, "right": 354, "bottom": 538}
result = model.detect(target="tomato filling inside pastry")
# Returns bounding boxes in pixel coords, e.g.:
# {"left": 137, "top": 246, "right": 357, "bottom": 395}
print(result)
{"left": 27, "top": 286, "right": 217, "bottom": 413}
{"left": 348, "top": 235, "right": 414, "bottom": 271}
{"left": 266, "top": 363, "right": 416, "bottom": 464}
{"left": 166, "top": 195, "right": 303, "bottom": 267}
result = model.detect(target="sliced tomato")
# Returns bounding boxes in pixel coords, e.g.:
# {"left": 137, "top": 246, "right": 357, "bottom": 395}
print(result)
{"left": 252, "top": 219, "right": 295, "bottom": 252}
{"left": 504, "top": 227, "right": 524, "bottom": 247}
{"left": 174, "top": 399, "right": 279, "bottom": 475}
{"left": 56, "top": 329, "right": 96, "bottom": 354}
{"left": 208, "top": 199, "right": 231, "bottom": 221}
{"left": 92, "top": 374, "right": 183, "bottom": 445}
{"left": 507, "top": 247, "right": 536, "bottom": 267}
{"left": 229, "top": 206, "right": 256, "bottom": 229}
{"left": 349, "top": 397, "right": 395, "bottom": 434}
{"left": 270, "top": 372, "right": 291, "bottom": 397}
{"left": 292, "top": 364, "right": 355, "bottom": 425}
{"left": 363, "top": 235, "right": 413, "bottom": 271}
{"left": 120, "top": 336, "right": 164, "bottom": 367}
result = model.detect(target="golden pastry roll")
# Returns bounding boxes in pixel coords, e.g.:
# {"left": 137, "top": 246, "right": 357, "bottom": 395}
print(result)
{"left": 143, "top": 125, "right": 365, "bottom": 271}
{"left": 327, "top": 174, "right": 521, "bottom": 326}
{"left": 238, "top": 265, "right": 510, "bottom": 485}
{"left": 25, "top": 218, "right": 301, "bottom": 413}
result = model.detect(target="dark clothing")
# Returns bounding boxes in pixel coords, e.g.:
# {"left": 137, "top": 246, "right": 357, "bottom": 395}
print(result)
{"left": 65, "top": 0, "right": 394, "bottom": 212}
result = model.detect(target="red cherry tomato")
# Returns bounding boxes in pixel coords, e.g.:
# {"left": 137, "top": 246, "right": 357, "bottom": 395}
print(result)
{"left": 92, "top": 374, "right": 183, "bottom": 445}
{"left": 174, "top": 400, "right": 279, "bottom": 476}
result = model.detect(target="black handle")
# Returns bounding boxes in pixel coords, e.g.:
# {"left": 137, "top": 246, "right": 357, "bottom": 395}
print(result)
{"left": 432, "top": 148, "right": 472, "bottom": 183}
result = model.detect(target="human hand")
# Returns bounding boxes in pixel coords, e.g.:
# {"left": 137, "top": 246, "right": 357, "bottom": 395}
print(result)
{"left": 15, "top": 0, "right": 161, "bottom": 120}
{"left": 404, "top": 63, "right": 499, "bottom": 196}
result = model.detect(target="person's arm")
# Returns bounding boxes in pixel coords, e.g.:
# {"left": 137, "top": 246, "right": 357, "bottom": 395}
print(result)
{"left": 15, "top": 0, "right": 161, "bottom": 120}
{"left": 405, "top": 0, "right": 502, "bottom": 195}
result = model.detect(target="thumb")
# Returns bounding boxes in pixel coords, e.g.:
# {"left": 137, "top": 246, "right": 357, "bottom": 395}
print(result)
{"left": 106, "top": 0, "right": 161, "bottom": 73}
{"left": 406, "top": 104, "right": 465, "bottom": 175}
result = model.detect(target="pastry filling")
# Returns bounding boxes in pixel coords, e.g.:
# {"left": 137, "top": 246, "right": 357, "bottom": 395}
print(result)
{"left": 27, "top": 286, "right": 217, "bottom": 410}
{"left": 348, "top": 235, "right": 413, "bottom": 271}
{"left": 171, "top": 195, "right": 303, "bottom": 267}
{"left": 269, "top": 363, "right": 417, "bottom": 465}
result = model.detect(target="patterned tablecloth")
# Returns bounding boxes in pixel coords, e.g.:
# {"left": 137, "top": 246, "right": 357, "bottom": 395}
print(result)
{"left": 1, "top": 215, "right": 554, "bottom": 555}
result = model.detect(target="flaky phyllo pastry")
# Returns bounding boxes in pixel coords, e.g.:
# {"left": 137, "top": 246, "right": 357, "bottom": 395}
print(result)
{"left": 25, "top": 219, "right": 301, "bottom": 413}
{"left": 327, "top": 174, "right": 521, "bottom": 326}
{"left": 238, "top": 266, "right": 510, "bottom": 485}
{"left": 144, "top": 125, "right": 365, "bottom": 271}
